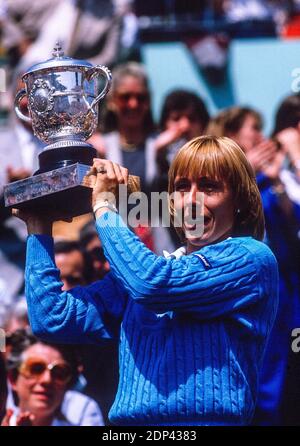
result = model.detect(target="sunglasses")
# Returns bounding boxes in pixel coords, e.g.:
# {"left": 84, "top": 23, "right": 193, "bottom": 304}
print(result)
{"left": 19, "top": 357, "right": 72, "bottom": 385}
{"left": 87, "top": 246, "right": 106, "bottom": 262}
{"left": 116, "top": 92, "right": 149, "bottom": 104}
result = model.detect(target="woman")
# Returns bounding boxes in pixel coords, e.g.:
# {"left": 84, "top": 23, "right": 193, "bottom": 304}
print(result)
{"left": 3, "top": 329, "right": 103, "bottom": 426}
{"left": 207, "top": 106, "right": 278, "bottom": 172}
{"left": 20, "top": 136, "right": 278, "bottom": 426}
{"left": 208, "top": 108, "right": 300, "bottom": 425}
{"left": 95, "top": 61, "right": 156, "bottom": 195}
{"left": 93, "top": 61, "right": 158, "bottom": 251}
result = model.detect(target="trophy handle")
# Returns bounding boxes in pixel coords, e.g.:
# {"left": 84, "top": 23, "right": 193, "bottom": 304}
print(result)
{"left": 86, "top": 65, "right": 112, "bottom": 110}
{"left": 14, "top": 88, "right": 32, "bottom": 123}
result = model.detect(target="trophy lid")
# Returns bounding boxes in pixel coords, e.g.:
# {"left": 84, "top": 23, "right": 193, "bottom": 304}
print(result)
{"left": 22, "top": 42, "right": 93, "bottom": 78}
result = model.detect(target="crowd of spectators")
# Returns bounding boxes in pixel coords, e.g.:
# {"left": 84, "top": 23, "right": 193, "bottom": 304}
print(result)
{"left": 0, "top": 0, "right": 300, "bottom": 427}
{"left": 1, "top": 1, "right": 300, "bottom": 76}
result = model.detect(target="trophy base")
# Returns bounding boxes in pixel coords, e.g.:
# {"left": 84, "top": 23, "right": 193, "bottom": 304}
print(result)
{"left": 4, "top": 163, "right": 95, "bottom": 218}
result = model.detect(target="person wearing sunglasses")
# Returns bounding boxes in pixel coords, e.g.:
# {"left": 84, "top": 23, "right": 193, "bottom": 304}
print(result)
{"left": 96, "top": 61, "right": 172, "bottom": 253}
{"left": 99, "top": 62, "right": 156, "bottom": 196}
{"left": 4, "top": 329, "right": 103, "bottom": 426}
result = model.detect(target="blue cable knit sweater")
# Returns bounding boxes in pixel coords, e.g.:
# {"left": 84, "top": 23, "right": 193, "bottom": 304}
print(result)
{"left": 25, "top": 211, "right": 278, "bottom": 426}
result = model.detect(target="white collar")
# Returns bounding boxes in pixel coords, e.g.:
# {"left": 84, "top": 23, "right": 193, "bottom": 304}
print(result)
{"left": 163, "top": 246, "right": 186, "bottom": 259}
{"left": 163, "top": 237, "right": 233, "bottom": 259}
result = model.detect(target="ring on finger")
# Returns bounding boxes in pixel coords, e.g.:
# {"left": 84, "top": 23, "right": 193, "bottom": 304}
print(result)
{"left": 96, "top": 166, "right": 107, "bottom": 174}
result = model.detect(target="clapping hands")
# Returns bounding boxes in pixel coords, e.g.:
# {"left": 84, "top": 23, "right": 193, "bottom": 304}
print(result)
{"left": 1, "top": 408, "right": 35, "bottom": 426}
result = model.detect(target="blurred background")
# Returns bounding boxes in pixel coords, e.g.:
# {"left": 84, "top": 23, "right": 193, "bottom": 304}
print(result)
{"left": 1, "top": 0, "right": 300, "bottom": 131}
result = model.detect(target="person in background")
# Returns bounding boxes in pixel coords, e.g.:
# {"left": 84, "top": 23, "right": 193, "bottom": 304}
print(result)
{"left": 98, "top": 61, "right": 165, "bottom": 252}
{"left": 152, "top": 89, "right": 210, "bottom": 249}
{"left": 55, "top": 234, "right": 117, "bottom": 425}
{"left": 79, "top": 220, "right": 110, "bottom": 282}
{"left": 1, "top": 0, "right": 60, "bottom": 68}
{"left": 272, "top": 93, "right": 300, "bottom": 200}
{"left": 207, "top": 106, "right": 278, "bottom": 174}
{"left": 17, "top": 0, "right": 125, "bottom": 71}
{"left": 19, "top": 135, "right": 278, "bottom": 426}
{"left": 270, "top": 93, "right": 300, "bottom": 425}
{"left": 154, "top": 89, "right": 210, "bottom": 190}
{"left": 54, "top": 240, "right": 87, "bottom": 291}
{"left": 4, "top": 329, "right": 104, "bottom": 426}
{"left": 100, "top": 61, "right": 156, "bottom": 195}
{"left": 4, "top": 297, "right": 29, "bottom": 337}
{"left": 79, "top": 220, "right": 118, "bottom": 425}
{"left": 208, "top": 106, "right": 300, "bottom": 425}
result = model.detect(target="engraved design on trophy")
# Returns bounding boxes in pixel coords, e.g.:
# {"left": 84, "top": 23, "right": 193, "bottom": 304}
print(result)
{"left": 4, "top": 43, "right": 115, "bottom": 217}
{"left": 29, "top": 79, "right": 55, "bottom": 116}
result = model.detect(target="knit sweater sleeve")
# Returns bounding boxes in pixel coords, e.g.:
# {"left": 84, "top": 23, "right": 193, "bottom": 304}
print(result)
{"left": 96, "top": 211, "right": 278, "bottom": 319}
{"left": 25, "top": 234, "right": 127, "bottom": 343}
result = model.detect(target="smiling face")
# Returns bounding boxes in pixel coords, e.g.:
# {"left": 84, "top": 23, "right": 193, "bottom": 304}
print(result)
{"left": 168, "top": 136, "right": 264, "bottom": 248}
{"left": 10, "top": 344, "right": 70, "bottom": 423}
{"left": 173, "top": 175, "right": 234, "bottom": 253}
{"left": 111, "top": 75, "right": 150, "bottom": 129}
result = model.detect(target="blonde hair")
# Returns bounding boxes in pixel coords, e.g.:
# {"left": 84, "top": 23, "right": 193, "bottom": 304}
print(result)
{"left": 168, "top": 135, "right": 265, "bottom": 241}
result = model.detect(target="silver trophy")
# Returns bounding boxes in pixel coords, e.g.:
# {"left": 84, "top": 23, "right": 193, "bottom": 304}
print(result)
{"left": 4, "top": 43, "right": 112, "bottom": 217}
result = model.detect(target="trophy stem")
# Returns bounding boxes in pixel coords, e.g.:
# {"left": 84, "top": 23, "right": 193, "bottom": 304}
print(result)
{"left": 36, "top": 143, "right": 97, "bottom": 174}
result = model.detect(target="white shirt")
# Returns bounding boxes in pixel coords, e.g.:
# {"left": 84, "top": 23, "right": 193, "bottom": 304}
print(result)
{"left": 14, "top": 123, "right": 42, "bottom": 173}
{"left": 280, "top": 168, "right": 300, "bottom": 206}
